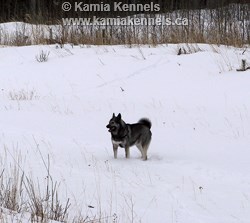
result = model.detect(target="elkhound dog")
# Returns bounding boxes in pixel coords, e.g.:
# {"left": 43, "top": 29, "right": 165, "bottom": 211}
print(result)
{"left": 106, "top": 113, "right": 152, "bottom": 160}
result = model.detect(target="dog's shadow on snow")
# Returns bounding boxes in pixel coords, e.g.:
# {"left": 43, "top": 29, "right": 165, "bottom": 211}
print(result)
{"left": 107, "top": 153, "right": 173, "bottom": 163}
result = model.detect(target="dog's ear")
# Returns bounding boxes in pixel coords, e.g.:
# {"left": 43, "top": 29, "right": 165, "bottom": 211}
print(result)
{"left": 117, "top": 113, "right": 121, "bottom": 120}
{"left": 112, "top": 113, "right": 115, "bottom": 118}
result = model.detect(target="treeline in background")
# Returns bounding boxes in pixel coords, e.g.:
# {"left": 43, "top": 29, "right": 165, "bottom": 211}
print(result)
{"left": 0, "top": 0, "right": 248, "bottom": 21}
{"left": 0, "top": 0, "right": 249, "bottom": 46}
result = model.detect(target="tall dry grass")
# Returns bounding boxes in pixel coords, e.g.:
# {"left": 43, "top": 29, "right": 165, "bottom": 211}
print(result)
{"left": 0, "top": 4, "right": 248, "bottom": 47}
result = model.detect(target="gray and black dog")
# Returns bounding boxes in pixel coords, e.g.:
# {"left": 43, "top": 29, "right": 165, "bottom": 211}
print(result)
{"left": 106, "top": 113, "right": 152, "bottom": 160}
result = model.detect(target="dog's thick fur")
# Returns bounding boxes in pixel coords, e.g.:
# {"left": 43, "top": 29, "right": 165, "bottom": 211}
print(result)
{"left": 106, "top": 113, "right": 152, "bottom": 160}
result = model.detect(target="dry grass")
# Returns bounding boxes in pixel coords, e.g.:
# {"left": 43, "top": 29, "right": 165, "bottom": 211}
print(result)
{"left": 0, "top": 169, "right": 25, "bottom": 213}
{"left": 0, "top": 149, "right": 117, "bottom": 223}
{"left": 8, "top": 89, "right": 39, "bottom": 101}
{"left": 36, "top": 50, "right": 50, "bottom": 63}
{"left": 177, "top": 43, "right": 203, "bottom": 55}
{"left": 0, "top": 5, "right": 248, "bottom": 47}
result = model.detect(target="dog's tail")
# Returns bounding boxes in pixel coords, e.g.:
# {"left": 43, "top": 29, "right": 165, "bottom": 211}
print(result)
{"left": 138, "top": 118, "right": 152, "bottom": 129}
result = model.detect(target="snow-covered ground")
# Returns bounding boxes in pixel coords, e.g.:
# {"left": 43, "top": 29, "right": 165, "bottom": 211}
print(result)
{"left": 0, "top": 43, "right": 250, "bottom": 223}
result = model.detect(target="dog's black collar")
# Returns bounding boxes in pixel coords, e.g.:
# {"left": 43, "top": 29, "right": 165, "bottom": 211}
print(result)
{"left": 112, "top": 134, "right": 127, "bottom": 141}
{"left": 119, "top": 125, "right": 128, "bottom": 139}
{"left": 112, "top": 129, "right": 128, "bottom": 140}
{"left": 111, "top": 125, "right": 128, "bottom": 140}
{"left": 120, "top": 134, "right": 127, "bottom": 139}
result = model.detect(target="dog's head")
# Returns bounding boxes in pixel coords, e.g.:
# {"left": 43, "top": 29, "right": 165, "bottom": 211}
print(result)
{"left": 106, "top": 113, "right": 122, "bottom": 135}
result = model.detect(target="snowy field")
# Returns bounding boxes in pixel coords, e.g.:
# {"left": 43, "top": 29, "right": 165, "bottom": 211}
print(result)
{"left": 0, "top": 43, "right": 250, "bottom": 223}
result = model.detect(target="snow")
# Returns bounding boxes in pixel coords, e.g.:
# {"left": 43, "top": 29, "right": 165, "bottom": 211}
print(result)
{"left": 0, "top": 42, "right": 250, "bottom": 223}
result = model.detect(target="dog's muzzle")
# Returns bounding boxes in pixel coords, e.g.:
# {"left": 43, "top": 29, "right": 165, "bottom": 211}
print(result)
{"left": 106, "top": 124, "right": 116, "bottom": 132}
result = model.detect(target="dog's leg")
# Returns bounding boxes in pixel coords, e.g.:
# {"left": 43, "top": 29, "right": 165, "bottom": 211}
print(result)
{"left": 142, "top": 144, "right": 150, "bottom": 161}
{"left": 113, "top": 144, "right": 118, "bottom": 159}
{"left": 125, "top": 146, "right": 130, "bottom": 158}
{"left": 143, "top": 149, "right": 148, "bottom": 161}
{"left": 136, "top": 144, "right": 144, "bottom": 159}
{"left": 136, "top": 144, "right": 148, "bottom": 161}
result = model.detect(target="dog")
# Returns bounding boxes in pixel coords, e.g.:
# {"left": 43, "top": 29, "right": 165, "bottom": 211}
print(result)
{"left": 106, "top": 113, "right": 152, "bottom": 160}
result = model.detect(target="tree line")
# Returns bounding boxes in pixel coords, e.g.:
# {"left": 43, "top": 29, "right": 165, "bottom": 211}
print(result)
{"left": 0, "top": 0, "right": 248, "bottom": 23}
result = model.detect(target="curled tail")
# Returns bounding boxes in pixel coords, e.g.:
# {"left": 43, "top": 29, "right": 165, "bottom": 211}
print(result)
{"left": 138, "top": 118, "right": 152, "bottom": 129}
